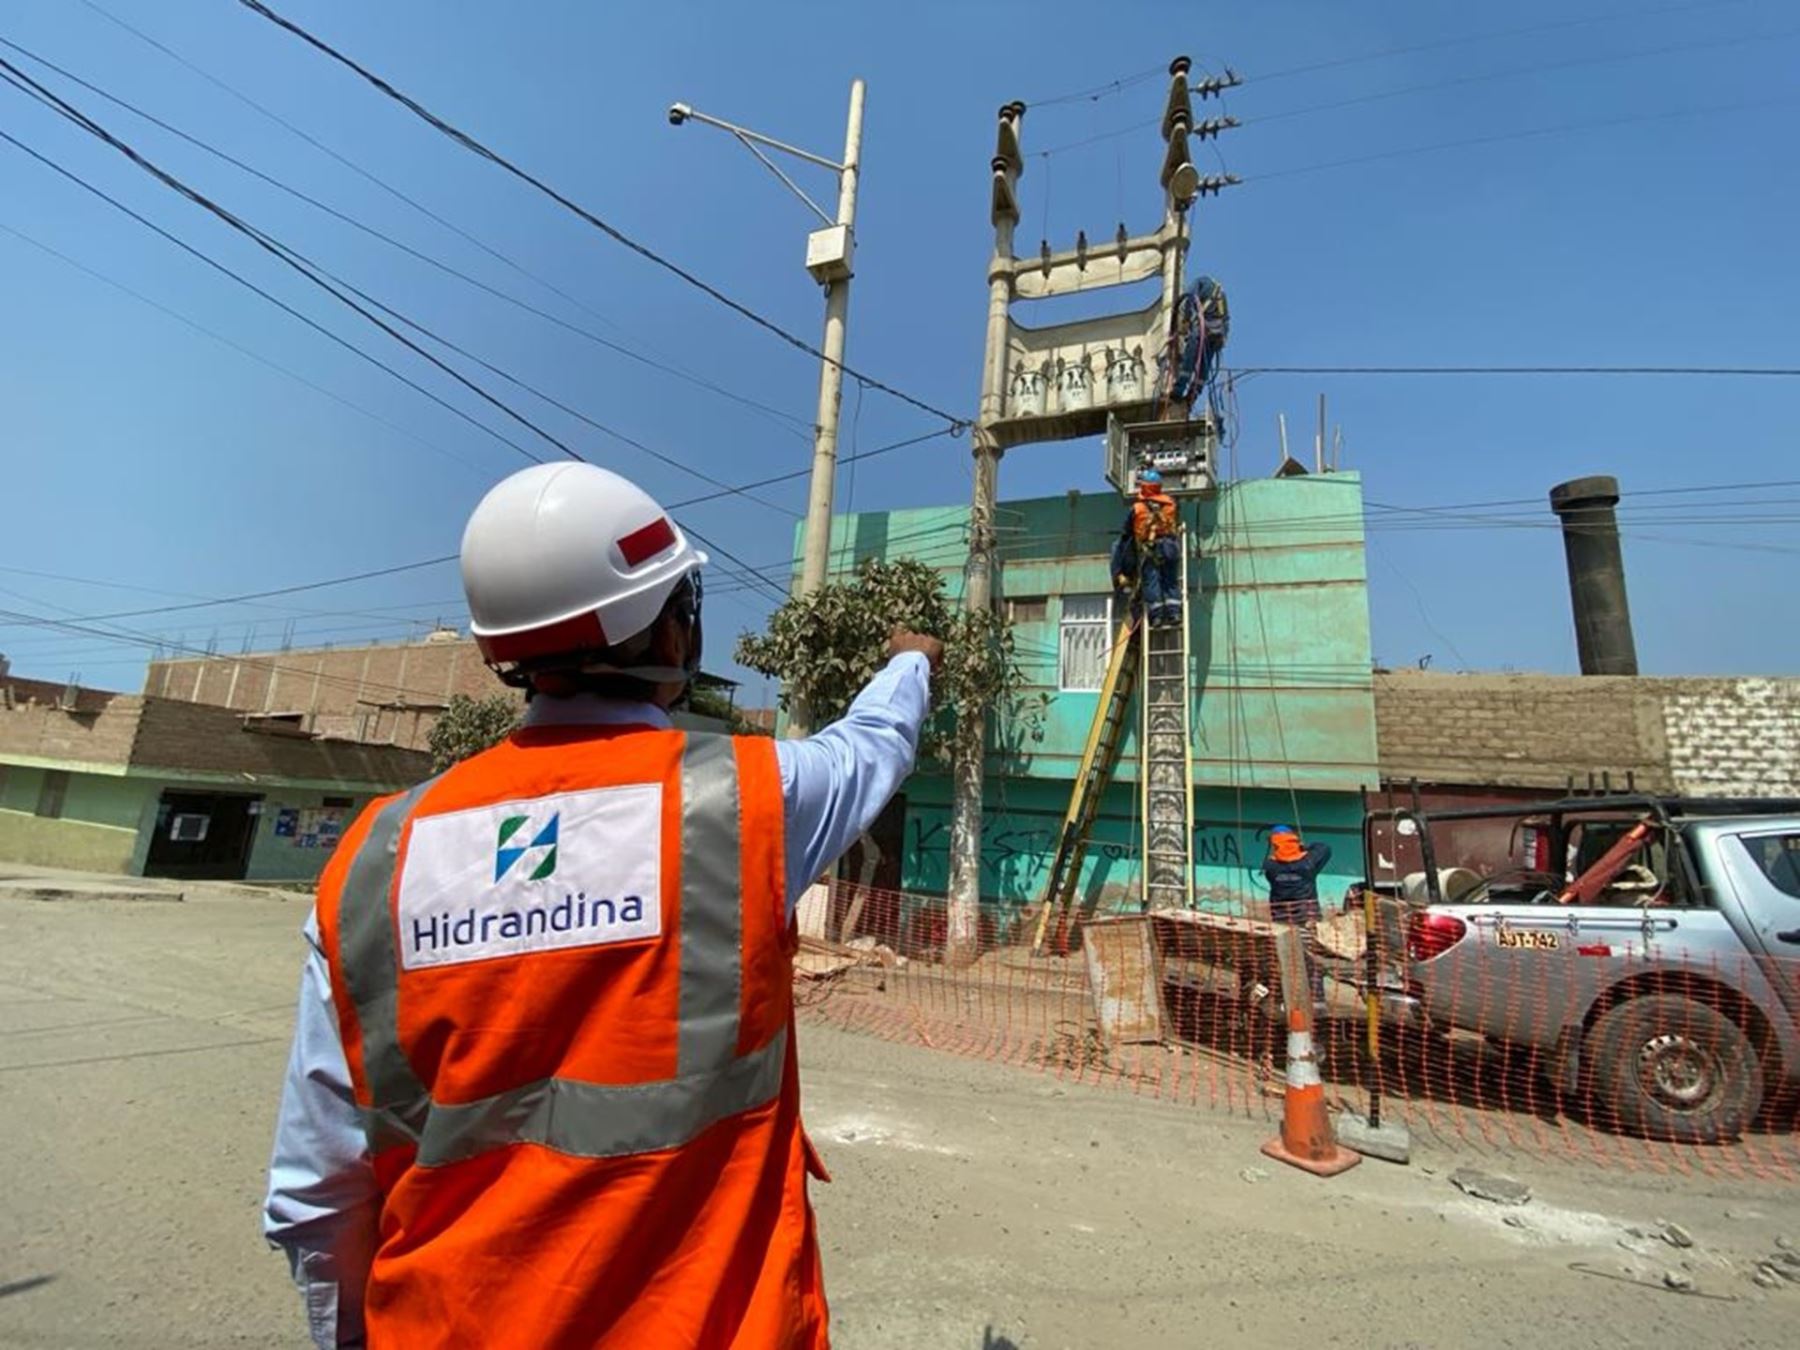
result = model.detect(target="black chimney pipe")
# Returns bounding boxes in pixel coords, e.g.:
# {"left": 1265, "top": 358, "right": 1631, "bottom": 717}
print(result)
{"left": 1549, "top": 474, "right": 1638, "bottom": 676}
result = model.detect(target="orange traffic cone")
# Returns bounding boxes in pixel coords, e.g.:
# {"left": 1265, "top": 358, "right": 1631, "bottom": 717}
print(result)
{"left": 1261, "top": 930, "right": 1360, "bottom": 1177}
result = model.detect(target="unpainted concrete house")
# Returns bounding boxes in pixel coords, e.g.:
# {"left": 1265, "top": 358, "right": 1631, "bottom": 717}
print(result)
{"left": 0, "top": 673, "right": 429, "bottom": 882}
{"left": 146, "top": 627, "right": 492, "bottom": 753}
{"left": 145, "top": 634, "right": 746, "bottom": 752}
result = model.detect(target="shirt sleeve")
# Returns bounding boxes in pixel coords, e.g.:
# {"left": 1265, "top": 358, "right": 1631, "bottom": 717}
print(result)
{"left": 1308, "top": 842, "right": 1334, "bottom": 874}
{"left": 775, "top": 651, "right": 931, "bottom": 910}
{"left": 264, "top": 910, "right": 380, "bottom": 1349}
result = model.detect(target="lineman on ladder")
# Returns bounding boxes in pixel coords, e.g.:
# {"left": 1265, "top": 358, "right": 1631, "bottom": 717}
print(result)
{"left": 263, "top": 461, "right": 941, "bottom": 1348}
{"left": 1128, "top": 468, "right": 1182, "bottom": 627}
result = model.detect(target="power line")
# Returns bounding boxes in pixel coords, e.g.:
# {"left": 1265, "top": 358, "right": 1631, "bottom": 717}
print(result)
{"left": 0, "top": 174, "right": 949, "bottom": 608}
{"left": 1250, "top": 0, "right": 1749, "bottom": 83}
{"left": 10, "top": 611, "right": 466, "bottom": 667}
{"left": 1041, "top": 30, "right": 1791, "bottom": 163}
{"left": 0, "top": 604, "right": 469, "bottom": 708}
{"left": 74, "top": 0, "right": 805, "bottom": 441}
{"left": 0, "top": 216, "right": 492, "bottom": 477}
{"left": 1024, "top": 4, "right": 1744, "bottom": 116}
{"left": 1248, "top": 24, "right": 1799, "bottom": 127}
{"left": 0, "top": 32, "right": 814, "bottom": 442}
{"left": 0, "top": 119, "right": 542, "bottom": 473}
{"left": 0, "top": 61, "right": 791, "bottom": 603}
{"left": 0, "top": 555, "right": 459, "bottom": 626}
{"left": 665, "top": 426, "right": 957, "bottom": 509}
{"left": 312, "top": 258, "right": 801, "bottom": 518}
{"left": 11, "top": 470, "right": 1793, "bottom": 671}
{"left": 81, "top": 427, "right": 962, "bottom": 637}
{"left": 1249, "top": 93, "right": 1800, "bottom": 183}
{"left": 1026, "top": 64, "right": 1165, "bottom": 109}
{"left": 0, "top": 429, "right": 951, "bottom": 656}
{"left": 233, "top": 0, "right": 970, "bottom": 434}
{"left": 0, "top": 55, "right": 576, "bottom": 465}
{"left": 1233, "top": 364, "right": 1800, "bottom": 377}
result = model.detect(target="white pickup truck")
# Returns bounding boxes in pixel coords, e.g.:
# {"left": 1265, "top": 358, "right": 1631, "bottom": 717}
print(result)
{"left": 1367, "top": 795, "right": 1800, "bottom": 1146}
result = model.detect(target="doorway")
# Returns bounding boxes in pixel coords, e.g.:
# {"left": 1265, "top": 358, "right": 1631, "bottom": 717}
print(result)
{"left": 143, "top": 790, "right": 263, "bottom": 881}
{"left": 834, "top": 793, "right": 906, "bottom": 944}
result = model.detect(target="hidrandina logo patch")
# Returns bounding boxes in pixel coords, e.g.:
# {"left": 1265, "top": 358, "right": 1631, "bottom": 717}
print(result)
{"left": 397, "top": 786, "right": 663, "bottom": 969}
{"left": 495, "top": 811, "right": 558, "bottom": 882}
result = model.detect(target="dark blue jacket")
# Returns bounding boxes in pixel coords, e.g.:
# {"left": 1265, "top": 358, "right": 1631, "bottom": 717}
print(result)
{"left": 1264, "top": 842, "right": 1332, "bottom": 905}
{"left": 1109, "top": 533, "right": 1137, "bottom": 584}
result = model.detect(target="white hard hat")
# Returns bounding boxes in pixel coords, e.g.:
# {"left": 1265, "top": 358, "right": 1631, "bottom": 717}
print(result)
{"left": 460, "top": 463, "right": 707, "bottom": 674}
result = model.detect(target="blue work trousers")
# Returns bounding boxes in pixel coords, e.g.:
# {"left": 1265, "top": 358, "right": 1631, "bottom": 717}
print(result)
{"left": 1140, "top": 537, "right": 1181, "bottom": 618}
{"left": 1271, "top": 896, "right": 1327, "bottom": 1009}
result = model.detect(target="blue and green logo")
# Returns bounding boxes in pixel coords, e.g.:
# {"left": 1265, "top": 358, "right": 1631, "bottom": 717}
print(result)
{"left": 495, "top": 812, "right": 558, "bottom": 882}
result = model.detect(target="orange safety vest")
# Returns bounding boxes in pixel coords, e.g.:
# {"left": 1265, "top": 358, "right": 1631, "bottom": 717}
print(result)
{"left": 1131, "top": 491, "right": 1178, "bottom": 545}
{"left": 317, "top": 723, "right": 828, "bottom": 1349}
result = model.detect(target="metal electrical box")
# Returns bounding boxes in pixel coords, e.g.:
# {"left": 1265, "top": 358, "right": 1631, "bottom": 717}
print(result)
{"left": 1104, "top": 412, "right": 1219, "bottom": 496}
{"left": 805, "top": 224, "right": 853, "bottom": 283}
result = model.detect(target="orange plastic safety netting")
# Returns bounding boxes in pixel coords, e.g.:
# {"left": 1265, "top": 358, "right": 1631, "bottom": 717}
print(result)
{"left": 793, "top": 882, "right": 1800, "bottom": 1181}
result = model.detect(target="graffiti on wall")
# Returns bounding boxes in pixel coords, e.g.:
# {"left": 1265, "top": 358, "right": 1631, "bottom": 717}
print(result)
{"left": 903, "top": 811, "right": 1282, "bottom": 907}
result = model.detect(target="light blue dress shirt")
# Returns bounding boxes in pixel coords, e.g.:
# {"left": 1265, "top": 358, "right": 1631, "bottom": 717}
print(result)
{"left": 263, "top": 653, "right": 930, "bottom": 1348}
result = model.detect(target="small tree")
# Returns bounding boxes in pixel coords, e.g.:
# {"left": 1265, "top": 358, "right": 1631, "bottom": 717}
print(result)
{"left": 427, "top": 693, "right": 521, "bottom": 773}
{"left": 735, "top": 558, "right": 1045, "bottom": 964}
{"left": 734, "top": 557, "right": 1043, "bottom": 767}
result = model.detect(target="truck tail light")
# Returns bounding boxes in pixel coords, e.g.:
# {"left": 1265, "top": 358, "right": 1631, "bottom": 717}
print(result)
{"left": 1407, "top": 911, "right": 1467, "bottom": 962}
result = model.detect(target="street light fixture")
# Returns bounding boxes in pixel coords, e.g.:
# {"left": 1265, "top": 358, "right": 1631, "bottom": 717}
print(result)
{"left": 669, "top": 82, "right": 865, "bottom": 737}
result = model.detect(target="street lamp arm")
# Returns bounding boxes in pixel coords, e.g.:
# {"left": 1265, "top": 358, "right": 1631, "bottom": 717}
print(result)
{"left": 671, "top": 104, "right": 846, "bottom": 173}
{"left": 732, "top": 131, "right": 834, "bottom": 227}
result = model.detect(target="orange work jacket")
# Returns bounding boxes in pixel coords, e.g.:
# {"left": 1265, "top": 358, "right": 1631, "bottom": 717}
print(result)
{"left": 1131, "top": 492, "right": 1178, "bottom": 545}
{"left": 317, "top": 723, "right": 828, "bottom": 1348}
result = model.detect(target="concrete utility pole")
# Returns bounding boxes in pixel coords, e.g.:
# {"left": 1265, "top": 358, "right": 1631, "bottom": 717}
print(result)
{"left": 945, "top": 62, "right": 1239, "bottom": 966}
{"left": 1550, "top": 474, "right": 1639, "bottom": 676}
{"left": 669, "top": 81, "right": 866, "bottom": 736}
{"left": 948, "top": 102, "right": 1024, "bottom": 968}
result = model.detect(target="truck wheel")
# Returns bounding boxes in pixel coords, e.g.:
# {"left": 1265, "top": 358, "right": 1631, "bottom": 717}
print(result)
{"left": 1588, "top": 995, "right": 1763, "bottom": 1145}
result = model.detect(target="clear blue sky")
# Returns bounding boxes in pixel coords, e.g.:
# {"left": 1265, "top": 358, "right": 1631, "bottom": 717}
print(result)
{"left": 2, "top": 0, "right": 1795, "bottom": 700}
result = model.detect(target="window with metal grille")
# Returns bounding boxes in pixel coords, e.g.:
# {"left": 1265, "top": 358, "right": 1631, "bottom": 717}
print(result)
{"left": 1058, "top": 595, "right": 1112, "bottom": 692}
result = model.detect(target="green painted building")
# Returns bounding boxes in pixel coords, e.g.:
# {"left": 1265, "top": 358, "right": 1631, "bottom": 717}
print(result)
{"left": 804, "top": 472, "right": 1379, "bottom": 920}
{"left": 0, "top": 676, "right": 430, "bottom": 883}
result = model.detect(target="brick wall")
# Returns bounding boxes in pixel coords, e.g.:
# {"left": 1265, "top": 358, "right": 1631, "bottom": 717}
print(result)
{"left": 0, "top": 694, "right": 143, "bottom": 769}
{"left": 1659, "top": 677, "right": 1800, "bottom": 796}
{"left": 1, "top": 674, "right": 119, "bottom": 715}
{"left": 1374, "top": 672, "right": 1671, "bottom": 791}
{"left": 1377, "top": 671, "right": 1800, "bottom": 798}
{"left": 131, "top": 698, "right": 431, "bottom": 788}
{"left": 147, "top": 637, "right": 507, "bottom": 752}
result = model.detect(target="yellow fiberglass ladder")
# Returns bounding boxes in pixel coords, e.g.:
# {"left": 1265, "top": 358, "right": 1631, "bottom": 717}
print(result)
{"left": 1032, "top": 525, "right": 1198, "bottom": 950}
{"left": 1030, "top": 612, "right": 1142, "bottom": 953}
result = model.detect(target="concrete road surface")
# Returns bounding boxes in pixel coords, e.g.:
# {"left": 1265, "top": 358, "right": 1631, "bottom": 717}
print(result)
{"left": 2, "top": 886, "right": 1796, "bottom": 1348}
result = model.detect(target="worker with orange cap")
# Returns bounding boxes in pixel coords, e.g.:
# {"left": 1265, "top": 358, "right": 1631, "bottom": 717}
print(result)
{"left": 263, "top": 462, "right": 941, "bottom": 1348}
{"left": 1127, "top": 468, "right": 1182, "bottom": 627}
{"left": 1264, "top": 824, "right": 1333, "bottom": 1010}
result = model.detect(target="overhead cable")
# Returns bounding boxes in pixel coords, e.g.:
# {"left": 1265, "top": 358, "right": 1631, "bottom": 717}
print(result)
{"left": 233, "top": 0, "right": 970, "bottom": 434}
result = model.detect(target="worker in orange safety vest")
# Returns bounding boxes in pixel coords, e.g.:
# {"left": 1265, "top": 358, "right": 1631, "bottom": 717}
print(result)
{"left": 264, "top": 462, "right": 941, "bottom": 1348}
{"left": 1127, "top": 468, "right": 1182, "bottom": 627}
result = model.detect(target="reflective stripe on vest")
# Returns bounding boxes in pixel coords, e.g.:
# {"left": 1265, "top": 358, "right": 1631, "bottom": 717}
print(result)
{"left": 338, "top": 780, "right": 437, "bottom": 1154}
{"left": 337, "top": 733, "right": 779, "bottom": 1165}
